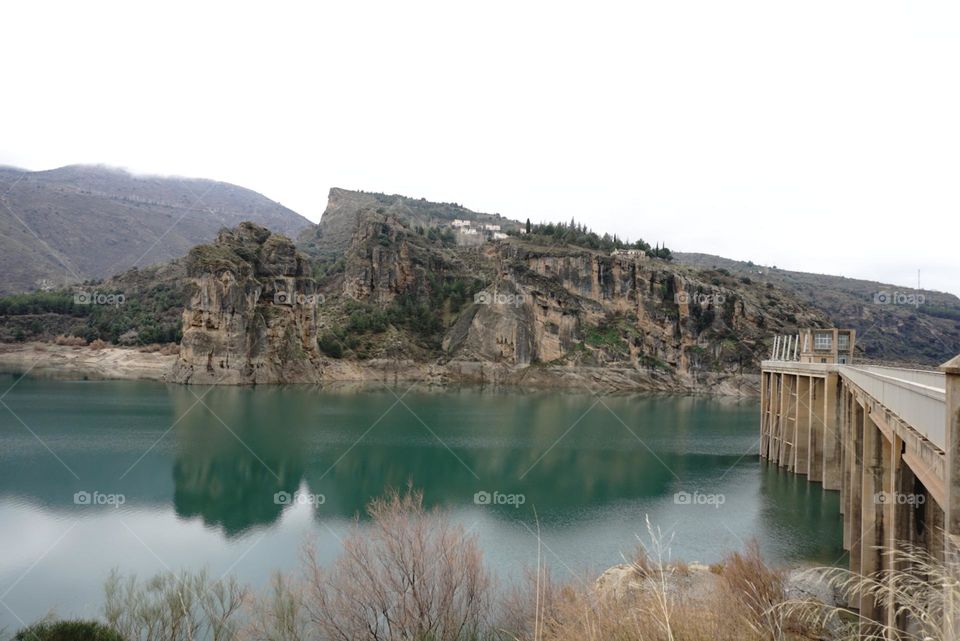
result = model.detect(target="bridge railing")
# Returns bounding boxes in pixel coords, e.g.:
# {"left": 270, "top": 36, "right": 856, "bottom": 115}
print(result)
{"left": 848, "top": 364, "right": 945, "bottom": 390}
{"left": 839, "top": 365, "right": 946, "bottom": 450}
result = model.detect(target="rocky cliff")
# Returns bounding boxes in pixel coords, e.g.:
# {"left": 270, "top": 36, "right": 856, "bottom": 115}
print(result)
{"left": 296, "top": 199, "right": 827, "bottom": 393}
{"left": 167, "top": 194, "right": 828, "bottom": 392}
{"left": 439, "top": 242, "right": 824, "bottom": 392}
{"left": 171, "top": 223, "right": 322, "bottom": 384}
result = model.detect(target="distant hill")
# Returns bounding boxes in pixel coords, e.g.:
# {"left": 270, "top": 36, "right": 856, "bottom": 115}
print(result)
{"left": 675, "top": 252, "right": 960, "bottom": 366}
{"left": 0, "top": 165, "right": 312, "bottom": 294}
{"left": 297, "top": 188, "right": 523, "bottom": 260}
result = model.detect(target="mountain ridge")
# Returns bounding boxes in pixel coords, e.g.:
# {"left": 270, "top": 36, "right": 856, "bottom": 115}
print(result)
{"left": 674, "top": 252, "right": 960, "bottom": 365}
{"left": 0, "top": 164, "right": 313, "bottom": 294}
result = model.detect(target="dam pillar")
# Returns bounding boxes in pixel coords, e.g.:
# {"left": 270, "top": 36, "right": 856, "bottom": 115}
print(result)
{"left": 760, "top": 370, "right": 768, "bottom": 460}
{"left": 846, "top": 400, "right": 864, "bottom": 573}
{"left": 942, "top": 356, "right": 960, "bottom": 639}
{"left": 885, "top": 434, "right": 906, "bottom": 633}
{"left": 779, "top": 374, "right": 794, "bottom": 468}
{"left": 767, "top": 372, "right": 780, "bottom": 461}
{"left": 941, "top": 356, "right": 960, "bottom": 539}
{"left": 823, "top": 372, "right": 842, "bottom": 490}
{"left": 859, "top": 409, "right": 885, "bottom": 624}
{"left": 794, "top": 376, "right": 810, "bottom": 474}
{"left": 807, "top": 376, "right": 824, "bottom": 482}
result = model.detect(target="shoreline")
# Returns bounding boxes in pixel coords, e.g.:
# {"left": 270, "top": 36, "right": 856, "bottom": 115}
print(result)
{"left": 0, "top": 342, "right": 761, "bottom": 396}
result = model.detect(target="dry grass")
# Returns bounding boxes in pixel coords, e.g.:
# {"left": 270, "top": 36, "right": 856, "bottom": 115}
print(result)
{"left": 53, "top": 334, "right": 87, "bottom": 346}
{"left": 495, "top": 517, "right": 810, "bottom": 641}
{"left": 781, "top": 539, "right": 960, "bottom": 640}
{"left": 160, "top": 342, "right": 180, "bottom": 355}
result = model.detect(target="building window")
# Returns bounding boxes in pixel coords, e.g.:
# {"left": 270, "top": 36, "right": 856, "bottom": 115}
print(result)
{"left": 814, "top": 332, "right": 832, "bottom": 350}
{"left": 838, "top": 334, "right": 850, "bottom": 351}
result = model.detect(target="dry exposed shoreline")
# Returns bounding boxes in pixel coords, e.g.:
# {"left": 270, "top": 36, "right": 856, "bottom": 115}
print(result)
{"left": 0, "top": 342, "right": 177, "bottom": 382}
{"left": 0, "top": 342, "right": 760, "bottom": 395}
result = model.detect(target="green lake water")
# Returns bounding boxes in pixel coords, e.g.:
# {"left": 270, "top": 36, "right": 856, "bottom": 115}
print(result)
{"left": 0, "top": 375, "right": 844, "bottom": 626}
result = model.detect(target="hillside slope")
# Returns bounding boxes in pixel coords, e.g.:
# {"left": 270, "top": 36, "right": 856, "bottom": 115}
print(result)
{"left": 297, "top": 188, "right": 523, "bottom": 261}
{"left": 0, "top": 165, "right": 312, "bottom": 294}
{"left": 675, "top": 252, "right": 960, "bottom": 366}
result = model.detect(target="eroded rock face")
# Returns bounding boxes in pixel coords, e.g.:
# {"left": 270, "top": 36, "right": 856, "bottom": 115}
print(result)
{"left": 441, "top": 243, "right": 824, "bottom": 391}
{"left": 342, "top": 214, "right": 420, "bottom": 303}
{"left": 171, "top": 223, "right": 322, "bottom": 384}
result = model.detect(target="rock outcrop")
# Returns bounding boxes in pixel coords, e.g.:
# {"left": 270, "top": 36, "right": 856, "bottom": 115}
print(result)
{"left": 165, "top": 192, "right": 829, "bottom": 392}
{"left": 171, "top": 223, "right": 322, "bottom": 384}
{"left": 440, "top": 242, "right": 824, "bottom": 392}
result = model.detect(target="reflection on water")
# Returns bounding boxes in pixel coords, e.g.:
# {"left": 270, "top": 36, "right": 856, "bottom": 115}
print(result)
{"left": 0, "top": 375, "right": 843, "bottom": 625}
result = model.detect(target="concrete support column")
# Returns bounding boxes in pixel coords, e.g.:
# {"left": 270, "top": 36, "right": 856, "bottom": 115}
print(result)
{"left": 940, "top": 356, "right": 960, "bottom": 538}
{"left": 885, "top": 434, "right": 905, "bottom": 633}
{"left": 941, "top": 355, "right": 960, "bottom": 638}
{"left": 779, "top": 374, "right": 795, "bottom": 468}
{"left": 807, "top": 377, "right": 824, "bottom": 482}
{"left": 846, "top": 401, "right": 864, "bottom": 569}
{"left": 823, "top": 372, "right": 842, "bottom": 490}
{"left": 767, "top": 372, "right": 781, "bottom": 461}
{"left": 760, "top": 371, "right": 768, "bottom": 460}
{"left": 794, "top": 376, "right": 810, "bottom": 474}
{"left": 859, "top": 409, "right": 885, "bottom": 624}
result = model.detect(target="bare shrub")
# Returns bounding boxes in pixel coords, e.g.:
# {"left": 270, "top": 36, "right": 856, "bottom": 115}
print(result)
{"left": 244, "top": 573, "right": 310, "bottom": 641}
{"left": 301, "top": 488, "right": 491, "bottom": 641}
{"left": 103, "top": 569, "right": 246, "bottom": 641}
{"left": 89, "top": 338, "right": 108, "bottom": 350}
{"left": 54, "top": 334, "right": 87, "bottom": 347}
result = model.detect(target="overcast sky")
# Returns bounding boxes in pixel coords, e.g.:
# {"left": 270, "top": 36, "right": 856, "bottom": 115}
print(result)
{"left": 1, "top": 1, "right": 957, "bottom": 294}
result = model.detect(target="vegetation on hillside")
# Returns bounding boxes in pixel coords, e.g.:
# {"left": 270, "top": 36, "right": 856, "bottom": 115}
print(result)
{"left": 511, "top": 219, "right": 673, "bottom": 260}
{"left": 0, "top": 283, "right": 186, "bottom": 346}
{"left": 318, "top": 276, "right": 485, "bottom": 359}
